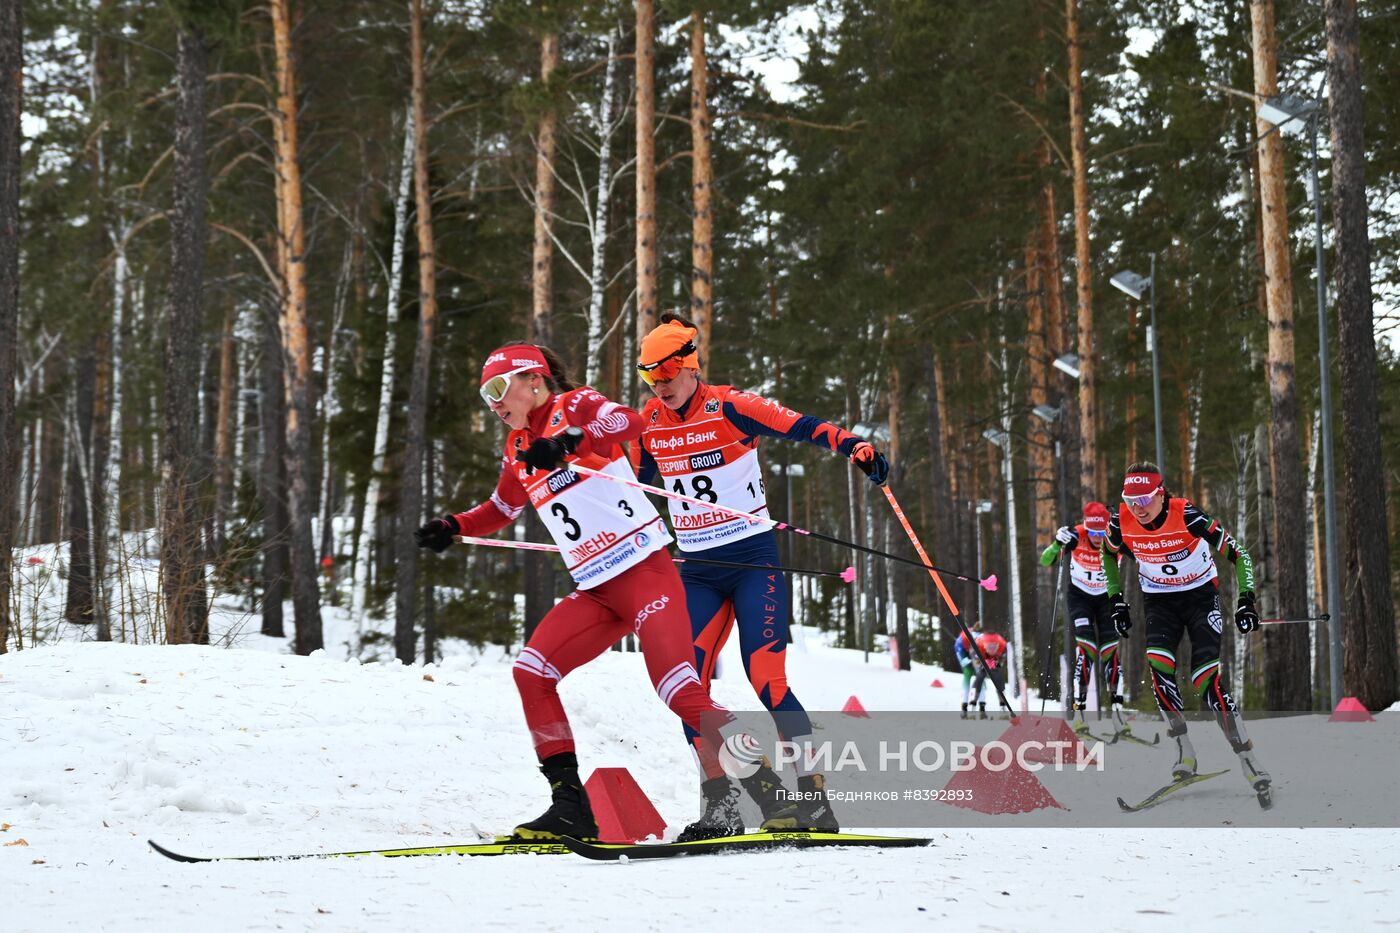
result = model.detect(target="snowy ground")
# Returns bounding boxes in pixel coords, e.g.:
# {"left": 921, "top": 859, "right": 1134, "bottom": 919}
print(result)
{"left": 4, "top": 540, "right": 1398, "bottom": 931}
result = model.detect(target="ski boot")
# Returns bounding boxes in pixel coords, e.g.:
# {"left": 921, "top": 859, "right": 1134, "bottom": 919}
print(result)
{"left": 1070, "top": 702, "right": 1091, "bottom": 737}
{"left": 1236, "top": 742, "right": 1273, "bottom": 810}
{"left": 675, "top": 775, "right": 745, "bottom": 842}
{"left": 960, "top": 702, "right": 970, "bottom": 720}
{"left": 512, "top": 752, "right": 599, "bottom": 841}
{"left": 1169, "top": 728, "right": 1197, "bottom": 782}
{"left": 791, "top": 774, "right": 840, "bottom": 832}
{"left": 753, "top": 772, "right": 840, "bottom": 832}
{"left": 740, "top": 761, "right": 800, "bottom": 830}
{"left": 978, "top": 702, "right": 988, "bottom": 720}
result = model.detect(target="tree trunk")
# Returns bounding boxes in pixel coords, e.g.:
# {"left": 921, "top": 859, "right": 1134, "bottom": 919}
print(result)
{"left": 584, "top": 28, "right": 620, "bottom": 386}
{"left": 422, "top": 434, "right": 438, "bottom": 665}
{"left": 1025, "top": 226, "right": 1055, "bottom": 644}
{"left": 1066, "top": 0, "right": 1097, "bottom": 503}
{"left": 270, "top": 0, "right": 322, "bottom": 654}
{"left": 162, "top": 22, "right": 211, "bottom": 645}
{"left": 395, "top": 0, "right": 441, "bottom": 665}
{"left": 39, "top": 357, "right": 64, "bottom": 543}
{"left": 530, "top": 32, "right": 559, "bottom": 346}
{"left": 1325, "top": 0, "right": 1398, "bottom": 709}
{"left": 924, "top": 347, "right": 957, "bottom": 669}
{"left": 0, "top": 0, "right": 19, "bottom": 652}
{"left": 64, "top": 345, "right": 97, "bottom": 625}
{"left": 259, "top": 304, "right": 289, "bottom": 638}
{"left": 319, "top": 241, "right": 353, "bottom": 567}
{"left": 635, "top": 0, "right": 658, "bottom": 341}
{"left": 689, "top": 10, "right": 714, "bottom": 373}
{"left": 1249, "top": 0, "right": 1310, "bottom": 710}
{"left": 885, "top": 333, "right": 909, "bottom": 670}
{"left": 522, "top": 27, "right": 562, "bottom": 642}
{"left": 352, "top": 108, "right": 415, "bottom": 624}
{"left": 213, "top": 304, "right": 236, "bottom": 558}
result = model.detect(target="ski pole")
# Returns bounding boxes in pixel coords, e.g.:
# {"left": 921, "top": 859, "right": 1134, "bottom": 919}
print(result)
{"left": 879, "top": 484, "right": 1018, "bottom": 723}
{"left": 453, "top": 535, "right": 857, "bottom": 581}
{"left": 879, "top": 485, "right": 959, "bottom": 616}
{"left": 1259, "top": 613, "right": 1331, "bottom": 625}
{"left": 561, "top": 463, "right": 997, "bottom": 591}
{"left": 1039, "top": 555, "right": 1069, "bottom": 717}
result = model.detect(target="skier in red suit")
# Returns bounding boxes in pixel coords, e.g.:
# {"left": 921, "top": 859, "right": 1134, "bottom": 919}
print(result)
{"left": 415, "top": 343, "right": 755, "bottom": 841}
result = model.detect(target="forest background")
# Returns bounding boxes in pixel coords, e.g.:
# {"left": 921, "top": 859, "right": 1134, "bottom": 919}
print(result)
{"left": 2, "top": 0, "right": 1397, "bottom": 713}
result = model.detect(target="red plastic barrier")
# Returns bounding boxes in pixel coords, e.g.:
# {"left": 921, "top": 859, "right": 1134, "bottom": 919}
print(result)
{"left": 585, "top": 767, "right": 666, "bottom": 843}
{"left": 1329, "top": 696, "right": 1376, "bottom": 723}
{"left": 943, "top": 745, "right": 1065, "bottom": 814}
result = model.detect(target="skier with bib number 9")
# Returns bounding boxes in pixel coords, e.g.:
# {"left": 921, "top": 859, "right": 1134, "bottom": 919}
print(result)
{"left": 1100, "top": 462, "right": 1272, "bottom": 807}
{"left": 414, "top": 344, "right": 759, "bottom": 841}
{"left": 634, "top": 314, "right": 890, "bottom": 840}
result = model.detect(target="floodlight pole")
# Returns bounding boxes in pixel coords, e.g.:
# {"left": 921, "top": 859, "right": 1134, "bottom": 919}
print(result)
{"left": 1148, "top": 254, "right": 1164, "bottom": 471}
{"left": 1306, "top": 112, "right": 1343, "bottom": 711}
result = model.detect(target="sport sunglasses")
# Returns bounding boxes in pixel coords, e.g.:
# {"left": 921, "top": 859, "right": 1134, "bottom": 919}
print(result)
{"left": 1121, "top": 488, "right": 1161, "bottom": 508}
{"left": 479, "top": 365, "right": 538, "bottom": 405}
{"left": 636, "top": 341, "right": 696, "bottom": 386}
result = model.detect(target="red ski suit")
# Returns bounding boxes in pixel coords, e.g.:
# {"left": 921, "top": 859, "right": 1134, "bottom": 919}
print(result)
{"left": 452, "top": 388, "right": 732, "bottom": 763}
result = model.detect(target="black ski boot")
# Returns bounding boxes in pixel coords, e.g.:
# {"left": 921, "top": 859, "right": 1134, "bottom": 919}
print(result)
{"left": 512, "top": 753, "right": 599, "bottom": 841}
{"left": 791, "top": 774, "right": 840, "bottom": 832}
{"left": 675, "top": 776, "right": 744, "bottom": 842}
{"left": 978, "top": 702, "right": 988, "bottom": 720}
{"left": 960, "top": 702, "right": 969, "bottom": 720}
{"left": 740, "top": 762, "right": 801, "bottom": 830}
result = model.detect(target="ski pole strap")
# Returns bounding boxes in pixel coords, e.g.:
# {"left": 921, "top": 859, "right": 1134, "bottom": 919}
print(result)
{"left": 455, "top": 534, "right": 854, "bottom": 581}
{"left": 455, "top": 534, "right": 561, "bottom": 553}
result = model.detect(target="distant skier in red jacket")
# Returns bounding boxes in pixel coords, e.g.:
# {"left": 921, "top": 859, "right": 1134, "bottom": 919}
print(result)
{"left": 970, "top": 631, "right": 1007, "bottom": 720}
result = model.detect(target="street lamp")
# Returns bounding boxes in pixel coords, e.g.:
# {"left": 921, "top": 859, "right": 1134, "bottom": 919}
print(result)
{"left": 1257, "top": 92, "right": 1343, "bottom": 711}
{"left": 982, "top": 424, "right": 1022, "bottom": 698}
{"left": 1111, "top": 260, "right": 1164, "bottom": 471}
{"left": 1031, "top": 403, "right": 1074, "bottom": 702}
{"left": 974, "top": 500, "right": 994, "bottom": 627}
{"left": 1052, "top": 353, "right": 1081, "bottom": 380}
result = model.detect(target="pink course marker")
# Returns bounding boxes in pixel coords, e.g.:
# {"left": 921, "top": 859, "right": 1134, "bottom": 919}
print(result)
{"left": 980, "top": 574, "right": 998, "bottom": 592}
{"left": 840, "top": 566, "right": 857, "bottom": 584}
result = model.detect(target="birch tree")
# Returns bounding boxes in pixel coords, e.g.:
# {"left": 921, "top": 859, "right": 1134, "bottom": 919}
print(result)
{"left": 351, "top": 109, "right": 414, "bottom": 626}
{"left": 394, "top": 0, "right": 441, "bottom": 664}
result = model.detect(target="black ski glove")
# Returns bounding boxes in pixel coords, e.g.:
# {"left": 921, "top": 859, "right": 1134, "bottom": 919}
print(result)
{"left": 850, "top": 441, "right": 890, "bottom": 486}
{"left": 414, "top": 515, "right": 460, "bottom": 553}
{"left": 1110, "top": 593, "right": 1132, "bottom": 637}
{"left": 1235, "top": 592, "right": 1260, "bottom": 634}
{"left": 517, "top": 426, "right": 585, "bottom": 474}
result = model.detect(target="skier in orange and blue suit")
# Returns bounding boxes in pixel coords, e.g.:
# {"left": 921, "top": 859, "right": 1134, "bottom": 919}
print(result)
{"left": 635, "top": 314, "right": 889, "bottom": 840}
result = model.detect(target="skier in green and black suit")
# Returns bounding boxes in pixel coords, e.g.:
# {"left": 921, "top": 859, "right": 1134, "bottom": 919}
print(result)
{"left": 1102, "top": 462, "right": 1272, "bottom": 806}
